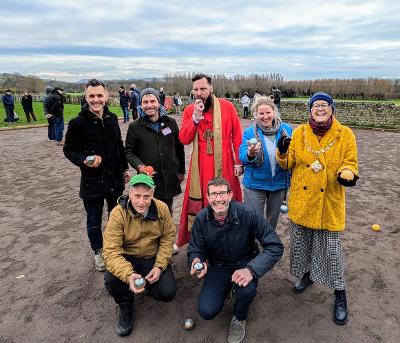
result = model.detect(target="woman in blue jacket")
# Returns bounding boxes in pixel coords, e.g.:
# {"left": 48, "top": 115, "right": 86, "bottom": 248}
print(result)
{"left": 239, "top": 96, "right": 292, "bottom": 229}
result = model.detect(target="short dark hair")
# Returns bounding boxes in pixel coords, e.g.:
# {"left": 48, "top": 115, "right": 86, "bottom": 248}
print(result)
{"left": 192, "top": 73, "right": 212, "bottom": 84}
{"left": 85, "top": 79, "right": 106, "bottom": 89}
{"left": 207, "top": 177, "right": 231, "bottom": 194}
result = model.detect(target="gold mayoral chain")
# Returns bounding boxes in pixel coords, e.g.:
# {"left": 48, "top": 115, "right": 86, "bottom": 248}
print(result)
{"left": 303, "top": 127, "right": 338, "bottom": 173}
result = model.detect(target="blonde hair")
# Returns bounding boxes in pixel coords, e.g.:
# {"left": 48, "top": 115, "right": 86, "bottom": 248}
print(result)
{"left": 251, "top": 96, "right": 279, "bottom": 118}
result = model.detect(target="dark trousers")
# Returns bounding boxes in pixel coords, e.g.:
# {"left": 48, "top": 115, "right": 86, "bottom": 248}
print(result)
{"left": 198, "top": 264, "right": 258, "bottom": 321}
{"left": 243, "top": 106, "right": 249, "bottom": 118}
{"left": 54, "top": 116, "right": 64, "bottom": 142}
{"left": 83, "top": 193, "right": 120, "bottom": 251}
{"left": 5, "top": 107, "right": 15, "bottom": 122}
{"left": 105, "top": 256, "right": 176, "bottom": 305}
{"left": 131, "top": 108, "right": 138, "bottom": 120}
{"left": 121, "top": 106, "right": 129, "bottom": 122}
{"left": 24, "top": 111, "right": 37, "bottom": 122}
{"left": 47, "top": 117, "right": 55, "bottom": 140}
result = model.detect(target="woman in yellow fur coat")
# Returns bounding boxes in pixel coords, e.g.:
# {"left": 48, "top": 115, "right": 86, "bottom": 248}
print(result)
{"left": 276, "top": 91, "right": 358, "bottom": 326}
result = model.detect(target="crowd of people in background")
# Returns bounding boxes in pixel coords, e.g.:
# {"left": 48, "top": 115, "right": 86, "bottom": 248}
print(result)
{"left": 1, "top": 76, "right": 358, "bottom": 342}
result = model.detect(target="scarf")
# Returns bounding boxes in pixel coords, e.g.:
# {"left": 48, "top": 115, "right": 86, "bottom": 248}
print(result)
{"left": 187, "top": 95, "right": 222, "bottom": 231}
{"left": 308, "top": 115, "right": 333, "bottom": 137}
{"left": 253, "top": 117, "right": 281, "bottom": 167}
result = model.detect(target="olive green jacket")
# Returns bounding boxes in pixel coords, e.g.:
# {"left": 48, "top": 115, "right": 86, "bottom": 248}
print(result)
{"left": 103, "top": 196, "right": 175, "bottom": 283}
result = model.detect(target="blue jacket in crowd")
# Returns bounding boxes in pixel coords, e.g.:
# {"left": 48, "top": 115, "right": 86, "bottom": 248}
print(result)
{"left": 239, "top": 123, "right": 292, "bottom": 191}
{"left": 2, "top": 93, "right": 14, "bottom": 109}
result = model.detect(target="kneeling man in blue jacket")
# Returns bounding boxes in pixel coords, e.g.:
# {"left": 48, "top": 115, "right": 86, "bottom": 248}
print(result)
{"left": 188, "top": 177, "right": 284, "bottom": 343}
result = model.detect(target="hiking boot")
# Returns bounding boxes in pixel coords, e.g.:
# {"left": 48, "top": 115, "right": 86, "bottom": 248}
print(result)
{"left": 293, "top": 272, "right": 314, "bottom": 294}
{"left": 116, "top": 302, "right": 133, "bottom": 336}
{"left": 334, "top": 289, "right": 348, "bottom": 325}
{"left": 94, "top": 249, "right": 105, "bottom": 272}
{"left": 228, "top": 316, "right": 246, "bottom": 343}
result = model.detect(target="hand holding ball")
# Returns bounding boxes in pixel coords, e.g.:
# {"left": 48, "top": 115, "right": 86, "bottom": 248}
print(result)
{"left": 340, "top": 169, "right": 354, "bottom": 181}
{"left": 143, "top": 165, "right": 155, "bottom": 176}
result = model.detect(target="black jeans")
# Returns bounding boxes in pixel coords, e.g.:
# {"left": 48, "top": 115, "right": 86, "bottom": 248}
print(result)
{"left": 198, "top": 263, "right": 258, "bottom": 321}
{"left": 82, "top": 193, "right": 120, "bottom": 251}
{"left": 105, "top": 256, "right": 176, "bottom": 305}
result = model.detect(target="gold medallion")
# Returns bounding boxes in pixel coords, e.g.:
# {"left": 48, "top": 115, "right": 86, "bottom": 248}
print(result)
{"left": 310, "top": 160, "right": 323, "bottom": 173}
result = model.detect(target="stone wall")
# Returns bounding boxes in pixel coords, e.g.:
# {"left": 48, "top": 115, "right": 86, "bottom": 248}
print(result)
{"left": 228, "top": 99, "right": 400, "bottom": 130}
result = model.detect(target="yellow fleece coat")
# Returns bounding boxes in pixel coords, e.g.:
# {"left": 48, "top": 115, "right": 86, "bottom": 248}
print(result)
{"left": 103, "top": 198, "right": 175, "bottom": 283}
{"left": 276, "top": 118, "right": 358, "bottom": 231}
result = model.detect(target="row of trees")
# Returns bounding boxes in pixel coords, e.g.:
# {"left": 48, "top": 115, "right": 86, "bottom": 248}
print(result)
{"left": 1, "top": 72, "right": 399, "bottom": 100}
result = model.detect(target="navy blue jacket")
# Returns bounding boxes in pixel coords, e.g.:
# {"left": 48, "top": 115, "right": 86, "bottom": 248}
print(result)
{"left": 188, "top": 201, "right": 284, "bottom": 279}
{"left": 119, "top": 90, "right": 130, "bottom": 107}
{"left": 2, "top": 93, "right": 14, "bottom": 109}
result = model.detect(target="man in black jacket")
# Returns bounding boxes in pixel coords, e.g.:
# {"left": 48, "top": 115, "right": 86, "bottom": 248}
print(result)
{"left": 47, "top": 86, "right": 65, "bottom": 145}
{"left": 188, "top": 177, "right": 284, "bottom": 343}
{"left": 64, "top": 79, "right": 130, "bottom": 272}
{"left": 125, "top": 88, "right": 185, "bottom": 214}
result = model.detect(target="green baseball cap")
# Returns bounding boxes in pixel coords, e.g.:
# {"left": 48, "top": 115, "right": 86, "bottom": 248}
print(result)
{"left": 129, "top": 174, "right": 155, "bottom": 188}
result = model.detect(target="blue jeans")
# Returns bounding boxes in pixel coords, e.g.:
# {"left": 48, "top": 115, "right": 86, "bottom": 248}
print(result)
{"left": 5, "top": 107, "right": 15, "bottom": 122}
{"left": 121, "top": 106, "right": 129, "bottom": 122}
{"left": 198, "top": 263, "right": 258, "bottom": 321}
{"left": 54, "top": 116, "right": 64, "bottom": 142}
{"left": 105, "top": 256, "right": 176, "bottom": 305}
{"left": 47, "top": 117, "right": 55, "bottom": 140}
{"left": 83, "top": 193, "right": 119, "bottom": 251}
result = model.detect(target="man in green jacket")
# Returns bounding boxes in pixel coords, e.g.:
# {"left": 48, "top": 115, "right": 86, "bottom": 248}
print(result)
{"left": 103, "top": 174, "right": 177, "bottom": 337}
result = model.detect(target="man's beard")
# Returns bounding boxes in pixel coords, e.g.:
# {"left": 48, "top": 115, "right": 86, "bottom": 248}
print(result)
{"left": 203, "top": 94, "right": 213, "bottom": 112}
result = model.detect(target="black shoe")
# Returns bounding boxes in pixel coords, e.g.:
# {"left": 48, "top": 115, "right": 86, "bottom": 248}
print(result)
{"left": 334, "top": 289, "right": 348, "bottom": 325}
{"left": 116, "top": 302, "right": 133, "bottom": 336}
{"left": 292, "top": 272, "right": 314, "bottom": 294}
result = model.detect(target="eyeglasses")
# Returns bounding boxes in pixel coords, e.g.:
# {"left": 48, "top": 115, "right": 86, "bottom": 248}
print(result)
{"left": 208, "top": 190, "right": 230, "bottom": 199}
{"left": 312, "top": 103, "right": 330, "bottom": 109}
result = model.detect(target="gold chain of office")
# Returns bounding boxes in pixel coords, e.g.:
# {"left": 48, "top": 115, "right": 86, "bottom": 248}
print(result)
{"left": 303, "top": 127, "right": 338, "bottom": 157}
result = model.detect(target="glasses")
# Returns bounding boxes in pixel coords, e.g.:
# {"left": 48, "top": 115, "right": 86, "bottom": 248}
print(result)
{"left": 208, "top": 190, "right": 230, "bottom": 199}
{"left": 312, "top": 103, "right": 330, "bottom": 109}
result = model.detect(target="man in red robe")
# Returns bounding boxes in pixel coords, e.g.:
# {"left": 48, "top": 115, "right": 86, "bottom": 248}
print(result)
{"left": 177, "top": 74, "right": 243, "bottom": 247}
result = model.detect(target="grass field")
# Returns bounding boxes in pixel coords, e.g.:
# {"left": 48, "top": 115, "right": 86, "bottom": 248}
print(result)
{"left": 0, "top": 102, "right": 123, "bottom": 128}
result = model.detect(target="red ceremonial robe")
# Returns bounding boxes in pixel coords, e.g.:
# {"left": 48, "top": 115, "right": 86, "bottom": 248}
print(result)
{"left": 177, "top": 98, "right": 243, "bottom": 247}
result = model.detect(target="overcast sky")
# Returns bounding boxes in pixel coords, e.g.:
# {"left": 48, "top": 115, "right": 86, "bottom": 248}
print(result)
{"left": 1, "top": 0, "right": 399, "bottom": 82}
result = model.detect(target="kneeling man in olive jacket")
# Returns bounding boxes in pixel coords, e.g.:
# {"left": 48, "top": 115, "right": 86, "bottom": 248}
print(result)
{"left": 103, "top": 174, "right": 176, "bottom": 337}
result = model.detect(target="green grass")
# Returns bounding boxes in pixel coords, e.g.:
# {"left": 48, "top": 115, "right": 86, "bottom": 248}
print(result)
{"left": 0, "top": 102, "right": 124, "bottom": 128}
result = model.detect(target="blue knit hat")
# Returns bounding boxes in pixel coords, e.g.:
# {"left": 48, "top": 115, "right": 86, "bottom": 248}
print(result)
{"left": 308, "top": 92, "right": 334, "bottom": 112}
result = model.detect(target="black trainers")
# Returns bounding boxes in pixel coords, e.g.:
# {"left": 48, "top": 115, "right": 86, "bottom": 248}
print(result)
{"left": 334, "top": 289, "right": 348, "bottom": 325}
{"left": 293, "top": 272, "right": 314, "bottom": 294}
{"left": 116, "top": 302, "right": 133, "bottom": 336}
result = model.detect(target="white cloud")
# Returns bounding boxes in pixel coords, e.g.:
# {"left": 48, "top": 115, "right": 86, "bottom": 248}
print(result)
{"left": 0, "top": 0, "right": 399, "bottom": 81}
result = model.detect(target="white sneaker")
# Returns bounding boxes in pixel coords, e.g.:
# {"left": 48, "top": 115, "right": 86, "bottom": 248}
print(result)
{"left": 94, "top": 249, "right": 105, "bottom": 271}
{"left": 172, "top": 243, "right": 179, "bottom": 255}
{"left": 228, "top": 316, "right": 246, "bottom": 343}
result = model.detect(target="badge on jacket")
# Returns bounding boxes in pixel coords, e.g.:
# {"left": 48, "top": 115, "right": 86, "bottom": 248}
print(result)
{"left": 161, "top": 127, "right": 172, "bottom": 135}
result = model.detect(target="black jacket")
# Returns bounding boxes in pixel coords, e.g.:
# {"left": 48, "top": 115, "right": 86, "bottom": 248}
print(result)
{"left": 125, "top": 114, "right": 185, "bottom": 200}
{"left": 47, "top": 91, "right": 64, "bottom": 117}
{"left": 21, "top": 95, "right": 33, "bottom": 113}
{"left": 63, "top": 107, "right": 128, "bottom": 199}
{"left": 188, "top": 201, "right": 284, "bottom": 279}
{"left": 119, "top": 90, "right": 130, "bottom": 107}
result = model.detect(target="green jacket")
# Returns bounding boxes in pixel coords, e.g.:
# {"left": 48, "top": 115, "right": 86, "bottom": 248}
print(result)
{"left": 103, "top": 196, "right": 175, "bottom": 283}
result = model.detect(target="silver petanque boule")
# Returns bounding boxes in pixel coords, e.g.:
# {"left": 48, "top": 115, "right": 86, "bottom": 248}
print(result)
{"left": 134, "top": 277, "right": 146, "bottom": 289}
{"left": 184, "top": 318, "right": 194, "bottom": 330}
{"left": 193, "top": 262, "right": 204, "bottom": 274}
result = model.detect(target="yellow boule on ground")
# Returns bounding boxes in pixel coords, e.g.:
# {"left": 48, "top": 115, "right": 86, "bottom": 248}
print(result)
{"left": 371, "top": 224, "right": 381, "bottom": 231}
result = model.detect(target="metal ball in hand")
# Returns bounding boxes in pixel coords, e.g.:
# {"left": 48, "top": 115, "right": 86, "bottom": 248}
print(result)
{"left": 134, "top": 277, "right": 146, "bottom": 289}
{"left": 184, "top": 318, "right": 194, "bottom": 330}
{"left": 280, "top": 203, "right": 289, "bottom": 214}
{"left": 193, "top": 262, "right": 204, "bottom": 274}
{"left": 249, "top": 138, "right": 258, "bottom": 146}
